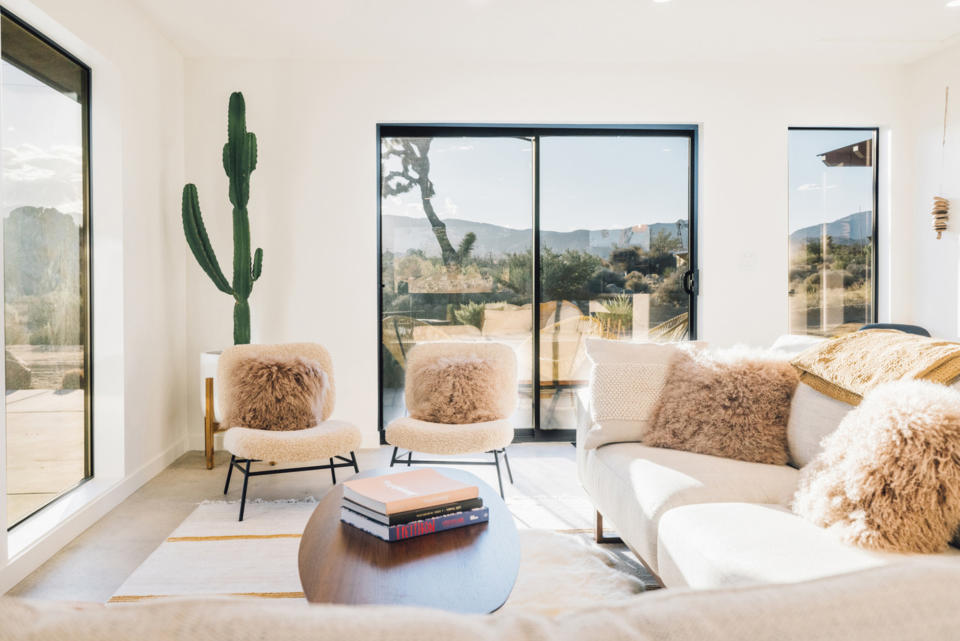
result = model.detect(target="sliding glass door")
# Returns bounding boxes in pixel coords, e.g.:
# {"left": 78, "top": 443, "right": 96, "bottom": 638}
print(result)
{"left": 538, "top": 136, "right": 693, "bottom": 430}
{"left": 2, "top": 11, "right": 92, "bottom": 528}
{"left": 379, "top": 126, "right": 696, "bottom": 441}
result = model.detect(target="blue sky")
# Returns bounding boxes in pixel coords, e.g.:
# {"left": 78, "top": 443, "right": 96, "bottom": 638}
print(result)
{"left": 788, "top": 129, "right": 875, "bottom": 233}
{"left": 383, "top": 130, "right": 873, "bottom": 235}
{"left": 382, "top": 135, "right": 690, "bottom": 232}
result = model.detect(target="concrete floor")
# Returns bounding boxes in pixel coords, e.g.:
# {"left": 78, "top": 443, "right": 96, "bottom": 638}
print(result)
{"left": 8, "top": 443, "right": 644, "bottom": 602}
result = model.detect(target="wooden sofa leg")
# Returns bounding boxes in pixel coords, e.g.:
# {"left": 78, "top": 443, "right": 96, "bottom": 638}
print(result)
{"left": 595, "top": 511, "right": 623, "bottom": 544}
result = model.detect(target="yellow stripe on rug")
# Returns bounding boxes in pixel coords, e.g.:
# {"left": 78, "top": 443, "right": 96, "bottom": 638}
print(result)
{"left": 167, "top": 534, "right": 302, "bottom": 542}
{"left": 109, "top": 592, "right": 305, "bottom": 603}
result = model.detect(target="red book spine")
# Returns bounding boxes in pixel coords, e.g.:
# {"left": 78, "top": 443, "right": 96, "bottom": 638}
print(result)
{"left": 389, "top": 507, "right": 489, "bottom": 541}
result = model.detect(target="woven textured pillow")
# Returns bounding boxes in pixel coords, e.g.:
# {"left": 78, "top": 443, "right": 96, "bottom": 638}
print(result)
{"left": 643, "top": 348, "right": 798, "bottom": 465}
{"left": 406, "top": 356, "right": 504, "bottom": 424}
{"left": 583, "top": 339, "right": 680, "bottom": 450}
{"left": 793, "top": 380, "right": 960, "bottom": 553}
{"left": 224, "top": 356, "right": 328, "bottom": 431}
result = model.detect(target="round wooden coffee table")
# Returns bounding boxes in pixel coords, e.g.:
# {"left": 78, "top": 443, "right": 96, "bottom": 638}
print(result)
{"left": 298, "top": 466, "right": 520, "bottom": 613}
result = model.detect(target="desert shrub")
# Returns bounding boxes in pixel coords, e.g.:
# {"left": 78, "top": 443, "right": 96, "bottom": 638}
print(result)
{"left": 454, "top": 301, "right": 485, "bottom": 329}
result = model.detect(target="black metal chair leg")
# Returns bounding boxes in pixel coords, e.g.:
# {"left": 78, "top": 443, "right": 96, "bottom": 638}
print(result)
{"left": 493, "top": 450, "right": 505, "bottom": 498}
{"left": 224, "top": 454, "right": 235, "bottom": 494}
{"left": 238, "top": 460, "right": 252, "bottom": 521}
{"left": 501, "top": 448, "right": 514, "bottom": 484}
{"left": 389, "top": 446, "right": 398, "bottom": 467}
{"left": 330, "top": 458, "right": 337, "bottom": 485}
{"left": 350, "top": 451, "right": 359, "bottom": 473}
{"left": 407, "top": 451, "right": 412, "bottom": 467}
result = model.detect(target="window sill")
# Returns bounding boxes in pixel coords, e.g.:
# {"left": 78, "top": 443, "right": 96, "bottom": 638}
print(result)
{"left": 8, "top": 475, "right": 122, "bottom": 560}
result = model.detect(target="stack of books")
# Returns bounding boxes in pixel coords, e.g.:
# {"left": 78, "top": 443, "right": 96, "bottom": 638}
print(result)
{"left": 340, "top": 469, "right": 489, "bottom": 541}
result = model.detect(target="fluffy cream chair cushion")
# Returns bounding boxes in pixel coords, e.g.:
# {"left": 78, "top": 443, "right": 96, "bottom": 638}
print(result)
{"left": 643, "top": 347, "right": 798, "bottom": 465}
{"left": 224, "top": 357, "right": 328, "bottom": 431}
{"left": 219, "top": 343, "right": 336, "bottom": 424}
{"left": 385, "top": 417, "right": 514, "bottom": 455}
{"left": 793, "top": 380, "right": 960, "bottom": 553}
{"left": 404, "top": 342, "right": 517, "bottom": 424}
{"left": 223, "top": 420, "right": 361, "bottom": 464}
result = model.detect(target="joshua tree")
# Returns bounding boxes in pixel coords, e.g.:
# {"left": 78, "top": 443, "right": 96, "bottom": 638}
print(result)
{"left": 181, "top": 92, "right": 262, "bottom": 345}
{"left": 381, "top": 138, "right": 472, "bottom": 268}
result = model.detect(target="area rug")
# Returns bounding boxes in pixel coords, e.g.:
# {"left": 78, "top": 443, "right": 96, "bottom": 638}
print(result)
{"left": 109, "top": 500, "right": 645, "bottom": 614}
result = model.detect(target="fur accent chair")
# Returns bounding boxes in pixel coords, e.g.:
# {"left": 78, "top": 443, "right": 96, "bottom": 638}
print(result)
{"left": 218, "top": 343, "right": 361, "bottom": 520}
{"left": 385, "top": 342, "right": 517, "bottom": 497}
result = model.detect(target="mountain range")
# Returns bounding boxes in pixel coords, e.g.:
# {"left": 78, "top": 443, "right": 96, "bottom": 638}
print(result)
{"left": 382, "top": 215, "right": 689, "bottom": 258}
{"left": 789, "top": 211, "right": 872, "bottom": 246}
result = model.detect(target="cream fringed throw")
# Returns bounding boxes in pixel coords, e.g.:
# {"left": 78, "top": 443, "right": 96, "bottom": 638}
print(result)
{"left": 793, "top": 381, "right": 960, "bottom": 553}
{"left": 790, "top": 329, "right": 960, "bottom": 405}
{"left": 643, "top": 348, "right": 798, "bottom": 465}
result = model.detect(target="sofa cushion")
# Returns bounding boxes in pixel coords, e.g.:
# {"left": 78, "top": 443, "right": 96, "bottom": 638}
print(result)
{"left": 788, "top": 376, "right": 960, "bottom": 469}
{"left": 769, "top": 334, "right": 828, "bottom": 356}
{"left": 582, "top": 339, "right": 678, "bottom": 449}
{"left": 787, "top": 383, "right": 853, "bottom": 468}
{"left": 579, "top": 443, "right": 799, "bottom": 570}
{"left": 656, "top": 502, "right": 960, "bottom": 589}
{"left": 5, "top": 559, "right": 960, "bottom": 641}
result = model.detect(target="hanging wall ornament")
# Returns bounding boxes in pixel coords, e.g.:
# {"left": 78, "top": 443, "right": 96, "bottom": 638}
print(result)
{"left": 933, "top": 87, "right": 950, "bottom": 239}
{"left": 933, "top": 196, "right": 950, "bottom": 239}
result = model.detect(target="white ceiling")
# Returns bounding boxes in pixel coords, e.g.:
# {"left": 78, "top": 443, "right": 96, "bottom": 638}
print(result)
{"left": 131, "top": 0, "right": 960, "bottom": 65}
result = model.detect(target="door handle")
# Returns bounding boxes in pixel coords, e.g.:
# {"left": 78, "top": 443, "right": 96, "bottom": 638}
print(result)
{"left": 682, "top": 269, "right": 699, "bottom": 295}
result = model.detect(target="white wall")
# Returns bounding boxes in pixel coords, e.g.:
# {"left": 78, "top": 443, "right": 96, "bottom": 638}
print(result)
{"left": 0, "top": 0, "right": 186, "bottom": 591}
{"left": 904, "top": 43, "right": 960, "bottom": 339}
{"left": 183, "top": 59, "right": 910, "bottom": 449}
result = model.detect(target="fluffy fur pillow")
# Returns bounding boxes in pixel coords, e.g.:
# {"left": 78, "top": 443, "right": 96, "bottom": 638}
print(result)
{"left": 793, "top": 380, "right": 960, "bottom": 553}
{"left": 407, "top": 356, "right": 502, "bottom": 424}
{"left": 224, "top": 357, "right": 328, "bottom": 431}
{"left": 643, "top": 348, "right": 798, "bottom": 465}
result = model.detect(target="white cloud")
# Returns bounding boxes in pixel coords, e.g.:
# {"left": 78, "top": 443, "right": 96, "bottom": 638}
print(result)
{"left": 2, "top": 142, "right": 83, "bottom": 216}
{"left": 796, "top": 183, "right": 838, "bottom": 192}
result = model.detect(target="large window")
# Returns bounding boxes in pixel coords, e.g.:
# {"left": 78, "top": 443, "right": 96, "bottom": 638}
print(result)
{"left": 788, "top": 128, "right": 877, "bottom": 336}
{"left": 379, "top": 126, "right": 696, "bottom": 440}
{"left": 2, "top": 11, "right": 92, "bottom": 528}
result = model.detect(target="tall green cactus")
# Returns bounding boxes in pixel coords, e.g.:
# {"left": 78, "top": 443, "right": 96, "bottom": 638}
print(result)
{"left": 182, "top": 92, "right": 263, "bottom": 345}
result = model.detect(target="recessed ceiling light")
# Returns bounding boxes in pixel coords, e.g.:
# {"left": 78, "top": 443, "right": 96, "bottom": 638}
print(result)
{"left": 947, "top": 0, "right": 960, "bottom": 7}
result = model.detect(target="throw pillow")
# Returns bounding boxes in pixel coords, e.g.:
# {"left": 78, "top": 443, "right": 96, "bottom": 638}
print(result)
{"left": 224, "top": 356, "right": 328, "bottom": 431}
{"left": 582, "top": 338, "right": 682, "bottom": 449}
{"left": 793, "top": 380, "right": 960, "bottom": 553}
{"left": 643, "top": 347, "right": 798, "bottom": 465}
{"left": 406, "top": 356, "right": 503, "bottom": 424}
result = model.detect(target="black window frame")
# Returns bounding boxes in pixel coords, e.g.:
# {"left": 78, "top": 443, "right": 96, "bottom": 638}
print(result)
{"left": 2, "top": 7, "right": 94, "bottom": 529}
{"left": 377, "top": 124, "right": 699, "bottom": 443}
{"left": 787, "top": 126, "right": 879, "bottom": 334}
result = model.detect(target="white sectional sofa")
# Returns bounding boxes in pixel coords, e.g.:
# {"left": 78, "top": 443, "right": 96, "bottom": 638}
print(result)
{"left": 577, "top": 336, "right": 960, "bottom": 589}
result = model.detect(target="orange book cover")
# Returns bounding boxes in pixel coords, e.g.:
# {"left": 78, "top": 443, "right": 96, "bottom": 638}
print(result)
{"left": 342, "top": 469, "right": 479, "bottom": 514}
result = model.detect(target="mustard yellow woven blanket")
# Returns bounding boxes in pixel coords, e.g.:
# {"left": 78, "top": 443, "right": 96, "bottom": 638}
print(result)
{"left": 791, "top": 329, "right": 960, "bottom": 405}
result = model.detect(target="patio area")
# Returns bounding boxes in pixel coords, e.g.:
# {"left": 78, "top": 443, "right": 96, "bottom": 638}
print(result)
{"left": 6, "top": 389, "right": 85, "bottom": 526}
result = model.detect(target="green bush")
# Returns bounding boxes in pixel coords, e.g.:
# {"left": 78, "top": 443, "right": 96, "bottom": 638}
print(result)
{"left": 454, "top": 301, "right": 485, "bottom": 329}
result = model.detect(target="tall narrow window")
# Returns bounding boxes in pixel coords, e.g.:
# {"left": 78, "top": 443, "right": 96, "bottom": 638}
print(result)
{"left": 379, "top": 126, "right": 697, "bottom": 440}
{"left": 2, "top": 12, "right": 91, "bottom": 528}
{"left": 788, "top": 128, "right": 877, "bottom": 336}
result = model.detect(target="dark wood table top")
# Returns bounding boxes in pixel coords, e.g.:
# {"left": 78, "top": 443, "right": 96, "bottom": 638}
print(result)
{"left": 298, "top": 466, "right": 520, "bottom": 613}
